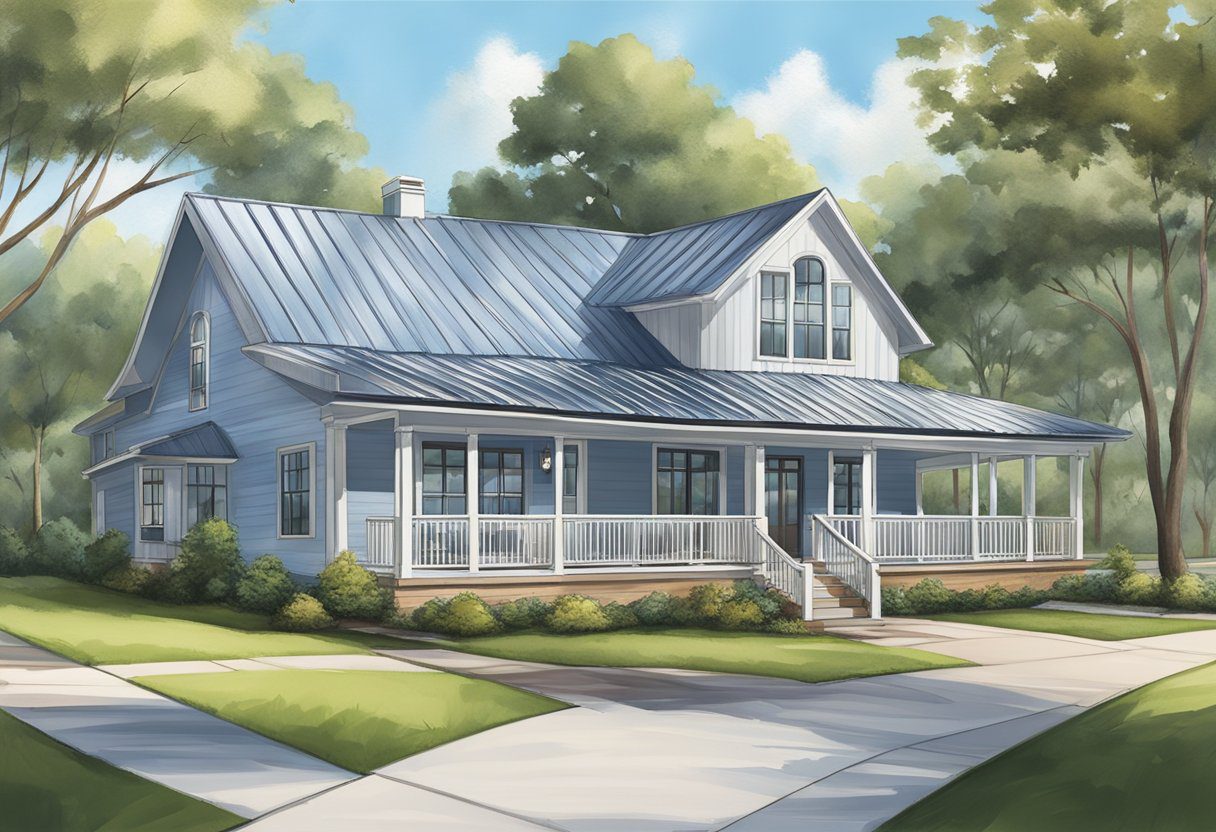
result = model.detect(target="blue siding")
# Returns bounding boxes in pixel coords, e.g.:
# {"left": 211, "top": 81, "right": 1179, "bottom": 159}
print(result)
{"left": 347, "top": 421, "right": 394, "bottom": 492}
{"left": 587, "top": 440, "right": 652, "bottom": 514}
{"left": 104, "top": 259, "right": 328, "bottom": 575}
{"left": 877, "top": 450, "right": 922, "bottom": 516}
{"left": 94, "top": 462, "right": 135, "bottom": 548}
{"left": 726, "top": 445, "right": 744, "bottom": 515}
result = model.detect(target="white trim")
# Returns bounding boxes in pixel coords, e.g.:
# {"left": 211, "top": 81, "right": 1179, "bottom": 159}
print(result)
{"left": 94, "top": 487, "right": 106, "bottom": 536}
{"left": 753, "top": 256, "right": 857, "bottom": 368}
{"left": 277, "top": 441, "right": 317, "bottom": 540}
{"left": 467, "top": 433, "right": 480, "bottom": 572}
{"left": 561, "top": 438, "right": 589, "bottom": 515}
{"left": 187, "top": 310, "right": 210, "bottom": 412}
{"left": 394, "top": 422, "right": 414, "bottom": 578}
{"left": 826, "top": 450, "right": 835, "bottom": 516}
{"left": 82, "top": 451, "right": 237, "bottom": 478}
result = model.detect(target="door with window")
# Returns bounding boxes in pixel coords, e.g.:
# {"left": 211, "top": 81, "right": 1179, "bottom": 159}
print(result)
{"left": 765, "top": 456, "right": 802, "bottom": 556}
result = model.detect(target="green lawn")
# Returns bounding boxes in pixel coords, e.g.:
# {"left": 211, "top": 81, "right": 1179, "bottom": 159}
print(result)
{"left": 420, "top": 628, "right": 969, "bottom": 683}
{"left": 0, "top": 577, "right": 402, "bottom": 665}
{"left": 880, "top": 660, "right": 1216, "bottom": 831}
{"left": 0, "top": 708, "right": 239, "bottom": 832}
{"left": 136, "top": 669, "right": 566, "bottom": 772}
{"left": 927, "top": 608, "right": 1216, "bottom": 641}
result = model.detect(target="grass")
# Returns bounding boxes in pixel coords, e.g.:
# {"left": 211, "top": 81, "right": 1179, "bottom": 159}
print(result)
{"left": 0, "top": 576, "right": 403, "bottom": 665}
{"left": 0, "top": 708, "right": 239, "bottom": 832}
{"left": 136, "top": 669, "right": 566, "bottom": 773}
{"left": 927, "top": 608, "right": 1216, "bottom": 640}
{"left": 417, "top": 628, "right": 969, "bottom": 684}
{"left": 880, "top": 660, "right": 1216, "bottom": 831}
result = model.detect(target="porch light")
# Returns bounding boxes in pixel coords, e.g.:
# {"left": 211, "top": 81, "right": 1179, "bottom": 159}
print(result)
{"left": 540, "top": 446, "right": 553, "bottom": 472}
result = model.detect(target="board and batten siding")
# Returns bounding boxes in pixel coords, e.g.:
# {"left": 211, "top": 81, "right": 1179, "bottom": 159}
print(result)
{"left": 633, "top": 212, "right": 903, "bottom": 380}
{"left": 103, "top": 258, "right": 329, "bottom": 576}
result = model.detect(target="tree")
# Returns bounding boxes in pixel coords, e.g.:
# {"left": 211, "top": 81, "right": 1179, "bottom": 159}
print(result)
{"left": 0, "top": 0, "right": 384, "bottom": 326}
{"left": 1189, "top": 394, "right": 1216, "bottom": 558}
{"left": 448, "top": 35, "right": 882, "bottom": 242}
{"left": 899, "top": 0, "right": 1216, "bottom": 579}
{"left": 0, "top": 221, "right": 157, "bottom": 531}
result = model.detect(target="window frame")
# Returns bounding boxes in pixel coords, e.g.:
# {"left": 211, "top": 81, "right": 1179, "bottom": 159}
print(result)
{"left": 758, "top": 271, "right": 788, "bottom": 358}
{"left": 186, "top": 463, "right": 228, "bottom": 530}
{"left": 420, "top": 442, "right": 468, "bottom": 516}
{"left": 832, "top": 458, "right": 863, "bottom": 516}
{"left": 754, "top": 256, "right": 855, "bottom": 366}
{"left": 830, "top": 282, "right": 853, "bottom": 361}
{"left": 188, "top": 311, "right": 210, "bottom": 412}
{"left": 139, "top": 466, "right": 166, "bottom": 542}
{"left": 276, "top": 442, "right": 315, "bottom": 539}
{"left": 651, "top": 445, "right": 726, "bottom": 516}
{"left": 561, "top": 440, "right": 588, "bottom": 515}
{"left": 479, "top": 447, "right": 525, "bottom": 516}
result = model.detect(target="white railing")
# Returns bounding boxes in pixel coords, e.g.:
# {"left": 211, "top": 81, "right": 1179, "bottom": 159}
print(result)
{"left": 977, "top": 517, "right": 1025, "bottom": 561}
{"left": 824, "top": 514, "right": 1076, "bottom": 564}
{"left": 872, "top": 516, "right": 971, "bottom": 562}
{"left": 563, "top": 515, "right": 759, "bottom": 566}
{"left": 1033, "top": 517, "right": 1076, "bottom": 560}
{"left": 830, "top": 515, "right": 863, "bottom": 547}
{"left": 479, "top": 516, "right": 554, "bottom": 568}
{"left": 812, "top": 515, "right": 879, "bottom": 616}
{"left": 753, "top": 528, "right": 811, "bottom": 619}
{"left": 412, "top": 517, "right": 470, "bottom": 567}
{"left": 363, "top": 517, "right": 397, "bottom": 570}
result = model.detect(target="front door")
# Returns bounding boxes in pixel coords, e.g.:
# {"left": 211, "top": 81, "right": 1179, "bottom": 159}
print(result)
{"left": 765, "top": 456, "right": 802, "bottom": 556}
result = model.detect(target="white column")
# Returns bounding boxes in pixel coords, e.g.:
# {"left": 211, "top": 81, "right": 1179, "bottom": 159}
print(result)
{"left": 754, "top": 445, "right": 767, "bottom": 534}
{"left": 969, "top": 453, "right": 980, "bottom": 560}
{"left": 914, "top": 470, "right": 924, "bottom": 516}
{"left": 744, "top": 445, "right": 757, "bottom": 515}
{"left": 467, "top": 433, "right": 479, "bottom": 572}
{"left": 988, "top": 456, "right": 999, "bottom": 517}
{"left": 394, "top": 424, "right": 414, "bottom": 578}
{"left": 553, "top": 437, "right": 565, "bottom": 574}
{"left": 1069, "top": 454, "right": 1085, "bottom": 559}
{"left": 826, "top": 451, "right": 836, "bottom": 517}
{"left": 1023, "top": 455, "right": 1036, "bottom": 562}
{"left": 324, "top": 421, "right": 348, "bottom": 559}
{"left": 861, "top": 447, "right": 876, "bottom": 552}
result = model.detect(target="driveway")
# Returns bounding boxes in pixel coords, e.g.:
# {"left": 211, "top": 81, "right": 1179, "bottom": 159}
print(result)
{"left": 243, "top": 621, "right": 1216, "bottom": 832}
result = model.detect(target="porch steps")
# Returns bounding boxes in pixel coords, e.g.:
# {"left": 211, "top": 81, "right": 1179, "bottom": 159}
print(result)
{"left": 806, "top": 560, "right": 871, "bottom": 620}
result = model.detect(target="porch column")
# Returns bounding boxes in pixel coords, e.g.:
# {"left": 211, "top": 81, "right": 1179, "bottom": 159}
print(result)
{"left": 324, "top": 420, "right": 348, "bottom": 559}
{"left": 987, "top": 456, "right": 999, "bottom": 517}
{"left": 969, "top": 453, "right": 980, "bottom": 560}
{"left": 753, "top": 445, "right": 768, "bottom": 534}
{"left": 394, "top": 424, "right": 414, "bottom": 578}
{"left": 553, "top": 436, "right": 565, "bottom": 574}
{"left": 914, "top": 470, "right": 924, "bottom": 516}
{"left": 467, "top": 433, "right": 479, "bottom": 572}
{"left": 826, "top": 451, "right": 835, "bottom": 517}
{"left": 860, "top": 447, "right": 875, "bottom": 552}
{"left": 1023, "top": 455, "right": 1036, "bottom": 562}
{"left": 1069, "top": 454, "right": 1085, "bottom": 559}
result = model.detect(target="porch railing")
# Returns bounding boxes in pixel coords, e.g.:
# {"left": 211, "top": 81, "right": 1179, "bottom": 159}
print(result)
{"left": 413, "top": 517, "right": 471, "bottom": 567}
{"left": 1032, "top": 517, "right": 1076, "bottom": 560}
{"left": 563, "top": 515, "right": 759, "bottom": 566}
{"left": 363, "top": 517, "right": 397, "bottom": 570}
{"left": 811, "top": 515, "right": 879, "bottom": 616}
{"left": 752, "top": 527, "right": 810, "bottom": 617}
{"left": 479, "top": 515, "right": 554, "bottom": 568}
{"left": 823, "top": 515, "right": 1077, "bottom": 563}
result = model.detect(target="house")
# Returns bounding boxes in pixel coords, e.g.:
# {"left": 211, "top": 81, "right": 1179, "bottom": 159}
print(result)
{"left": 74, "top": 176, "right": 1128, "bottom": 621}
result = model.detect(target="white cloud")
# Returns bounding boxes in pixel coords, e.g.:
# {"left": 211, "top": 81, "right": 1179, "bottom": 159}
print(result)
{"left": 425, "top": 37, "right": 544, "bottom": 175}
{"left": 734, "top": 50, "right": 947, "bottom": 199}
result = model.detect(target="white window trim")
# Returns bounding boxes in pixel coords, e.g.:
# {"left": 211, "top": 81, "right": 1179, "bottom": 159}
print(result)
{"left": 188, "top": 310, "right": 210, "bottom": 412}
{"left": 650, "top": 443, "right": 729, "bottom": 516}
{"left": 753, "top": 255, "right": 856, "bottom": 367}
{"left": 94, "top": 487, "right": 106, "bottom": 536}
{"left": 277, "top": 442, "right": 316, "bottom": 539}
{"left": 562, "top": 439, "right": 589, "bottom": 514}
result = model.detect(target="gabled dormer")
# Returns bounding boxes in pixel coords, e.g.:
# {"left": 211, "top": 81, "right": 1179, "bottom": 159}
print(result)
{"left": 589, "top": 191, "right": 932, "bottom": 381}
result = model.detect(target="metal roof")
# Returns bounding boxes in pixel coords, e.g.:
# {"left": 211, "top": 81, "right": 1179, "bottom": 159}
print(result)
{"left": 585, "top": 192, "right": 822, "bottom": 307}
{"left": 247, "top": 345, "right": 1129, "bottom": 442}
{"left": 185, "top": 194, "right": 676, "bottom": 367}
{"left": 139, "top": 422, "right": 238, "bottom": 459}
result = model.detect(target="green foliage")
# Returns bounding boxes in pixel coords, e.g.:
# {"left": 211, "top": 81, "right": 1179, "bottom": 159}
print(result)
{"left": 628, "top": 591, "right": 676, "bottom": 625}
{"left": 884, "top": 578, "right": 1051, "bottom": 616}
{"left": 172, "top": 518, "right": 243, "bottom": 603}
{"left": 492, "top": 597, "right": 552, "bottom": 630}
{"left": 233, "top": 555, "right": 296, "bottom": 614}
{"left": 687, "top": 583, "right": 735, "bottom": 622}
{"left": 1166, "top": 574, "right": 1207, "bottom": 610}
{"left": 903, "top": 578, "right": 956, "bottom": 615}
{"left": 440, "top": 593, "right": 500, "bottom": 637}
{"left": 899, "top": 359, "right": 947, "bottom": 390}
{"left": 1118, "top": 572, "right": 1163, "bottom": 607}
{"left": 0, "top": 525, "right": 29, "bottom": 576}
{"left": 82, "top": 530, "right": 130, "bottom": 584}
{"left": 1099, "top": 544, "right": 1138, "bottom": 582}
{"left": 718, "top": 598, "right": 765, "bottom": 629}
{"left": 29, "top": 518, "right": 88, "bottom": 578}
{"left": 546, "top": 595, "right": 612, "bottom": 634}
{"left": 316, "top": 551, "right": 389, "bottom": 621}
{"left": 100, "top": 564, "right": 154, "bottom": 595}
{"left": 603, "top": 602, "right": 639, "bottom": 630}
{"left": 767, "top": 618, "right": 810, "bottom": 635}
{"left": 271, "top": 593, "right": 334, "bottom": 632}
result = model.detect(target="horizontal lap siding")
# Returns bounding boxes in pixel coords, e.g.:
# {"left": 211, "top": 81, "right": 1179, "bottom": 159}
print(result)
{"left": 587, "top": 440, "right": 652, "bottom": 514}
{"left": 877, "top": 450, "right": 922, "bottom": 516}
{"left": 94, "top": 463, "right": 136, "bottom": 549}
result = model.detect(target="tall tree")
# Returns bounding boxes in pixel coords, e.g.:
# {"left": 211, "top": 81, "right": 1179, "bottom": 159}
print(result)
{"left": 1189, "top": 394, "right": 1216, "bottom": 558}
{"left": 449, "top": 35, "right": 881, "bottom": 242}
{"left": 899, "top": 0, "right": 1216, "bottom": 579}
{"left": 0, "top": 0, "right": 384, "bottom": 326}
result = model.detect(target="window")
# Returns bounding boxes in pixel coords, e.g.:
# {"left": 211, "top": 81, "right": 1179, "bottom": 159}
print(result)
{"left": 562, "top": 444, "right": 580, "bottom": 514}
{"left": 188, "top": 312, "right": 208, "bottom": 411}
{"left": 793, "top": 257, "right": 826, "bottom": 359}
{"left": 187, "top": 465, "right": 227, "bottom": 528}
{"left": 278, "top": 446, "right": 312, "bottom": 537}
{"left": 104, "top": 429, "right": 115, "bottom": 459}
{"left": 656, "top": 448, "right": 720, "bottom": 515}
{"left": 421, "top": 444, "right": 466, "bottom": 515}
{"left": 480, "top": 449, "right": 524, "bottom": 515}
{"left": 758, "top": 272, "right": 787, "bottom": 357}
{"left": 833, "top": 460, "right": 862, "bottom": 515}
{"left": 140, "top": 467, "right": 165, "bottom": 541}
{"left": 832, "top": 284, "right": 852, "bottom": 360}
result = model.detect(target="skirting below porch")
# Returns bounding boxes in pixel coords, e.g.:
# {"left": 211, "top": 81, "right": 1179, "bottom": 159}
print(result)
{"left": 880, "top": 559, "right": 1095, "bottom": 592}
{"left": 381, "top": 565, "right": 759, "bottom": 609}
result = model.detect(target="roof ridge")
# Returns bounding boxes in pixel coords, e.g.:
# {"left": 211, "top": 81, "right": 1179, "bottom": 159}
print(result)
{"left": 633, "top": 189, "right": 825, "bottom": 238}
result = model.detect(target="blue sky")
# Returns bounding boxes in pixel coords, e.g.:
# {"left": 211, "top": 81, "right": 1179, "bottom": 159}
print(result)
{"left": 112, "top": 0, "right": 987, "bottom": 239}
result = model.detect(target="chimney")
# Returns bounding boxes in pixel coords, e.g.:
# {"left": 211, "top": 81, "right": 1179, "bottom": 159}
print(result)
{"left": 381, "top": 175, "right": 426, "bottom": 218}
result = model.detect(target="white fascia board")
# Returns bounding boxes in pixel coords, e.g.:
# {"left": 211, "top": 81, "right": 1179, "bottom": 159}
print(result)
{"left": 242, "top": 344, "right": 342, "bottom": 391}
{"left": 82, "top": 451, "right": 237, "bottom": 478}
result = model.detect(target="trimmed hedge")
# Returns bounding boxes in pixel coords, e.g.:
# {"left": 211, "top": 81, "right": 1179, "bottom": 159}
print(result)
{"left": 170, "top": 518, "right": 244, "bottom": 603}
{"left": 272, "top": 593, "right": 334, "bottom": 631}
{"left": 234, "top": 555, "right": 296, "bottom": 613}
{"left": 316, "top": 551, "right": 391, "bottom": 621}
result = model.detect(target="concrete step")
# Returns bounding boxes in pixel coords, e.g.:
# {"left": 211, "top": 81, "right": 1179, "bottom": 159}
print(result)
{"left": 813, "top": 595, "right": 867, "bottom": 609}
{"left": 811, "top": 605, "right": 869, "bottom": 620}
{"left": 819, "top": 616, "right": 883, "bottom": 629}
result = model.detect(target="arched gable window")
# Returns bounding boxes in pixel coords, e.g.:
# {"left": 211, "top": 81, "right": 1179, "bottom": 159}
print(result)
{"left": 793, "top": 257, "right": 826, "bottom": 359}
{"left": 188, "top": 312, "right": 209, "bottom": 411}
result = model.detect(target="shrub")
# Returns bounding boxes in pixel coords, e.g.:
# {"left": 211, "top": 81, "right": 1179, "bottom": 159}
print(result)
{"left": 628, "top": 591, "right": 675, "bottom": 626}
{"left": 718, "top": 598, "right": 765, "bottom": 629}
{"left": 1051, "top": 571, "right": 1119, "bottom": 604}
{"left": 904, "top": 578, "right": 955, "bottom": 614}
{"left": 1098, "top": 544, "right": 1137, "bottom": 581}
{"left": 442, "top": 592, "right": 499, "bottom": 636}
{"left": 29, "top": 518, "right": 88, "bottom": 578}
{"left": 172, "top": 518, "right": 244, "bottom": 603}
{"left": 493, "top": 597, "right": 551, "bottom": 630}
{"left": 1118, "top": 572, "right": 1162, "bottom": 606}
{"left": 546, "top": 594, "right": 610, "bottom": 633}
{"left": 137, "top": 567, "right": 173, "bottom": 601}
{"left": 730, "top": 580, "right": 784, "bottom": 621}
{"left": 1166, "top": 573, "right": 1207, "bottom": 610}
{"left": 687, "top": 583, "right": 734, "bottom": 622}
{"left": 603, "top": 601, "right": 639, "bottom": 630}
{"left": 316, "top": 551, "right": 388, "bottom": 620}
{"left": 234, "top": 555, "right": 296, "bottom": 613}
{"left": 0, "top": 526, "right": 29, "bottom": 576}
{"left": 101, "top": 564, "right": 153, "bottom": 595}
{"left": 886, "top": 579, "right": 1050, "bottom": 616}
{"left": 881, "top": 584, "right": 914, "bottom": 616}
{"left": 272, "top": 593, "right": 334, "bottom": 631}
{"left": 767, "top": 618, "right": 809, "bottom": 635}
{"left": 83, "top": 530, "right": 131, "bottom": 584}
{"left": 409, "top": 597, "right": 450, "bottom": 633}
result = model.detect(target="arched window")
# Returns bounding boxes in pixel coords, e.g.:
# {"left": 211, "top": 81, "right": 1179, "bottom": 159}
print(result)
{"left": 793, "top": 257, "right": 826, "bottom": 359}
{"left": 188, "top": 312, "right": 209, "bottom": 410}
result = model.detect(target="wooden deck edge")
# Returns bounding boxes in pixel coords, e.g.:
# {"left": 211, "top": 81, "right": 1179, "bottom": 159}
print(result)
{"left": 879, "top": 559, "right": 1094, "bottom": 591}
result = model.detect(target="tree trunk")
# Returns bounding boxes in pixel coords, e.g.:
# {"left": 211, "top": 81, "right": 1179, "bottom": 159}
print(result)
{"left": 31, "top": 427, "right": 43, "bottom": 532}
{"left": 1090, "top": 448, "right": 1105, "bottom": 547}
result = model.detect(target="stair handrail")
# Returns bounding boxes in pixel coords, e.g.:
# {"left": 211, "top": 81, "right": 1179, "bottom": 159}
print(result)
{"left": 811, "top": 514, "right": 882, "bottom": 619}
{"left": 751, "top": 524, "right": 814, "bottom": 621}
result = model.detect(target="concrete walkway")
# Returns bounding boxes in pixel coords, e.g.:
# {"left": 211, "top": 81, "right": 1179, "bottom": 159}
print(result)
{"left": 245, "top": 621, "right": 1216, "bottom": 832}
{"left": 0, "top": 631, "right": 357, "bottom": 818}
